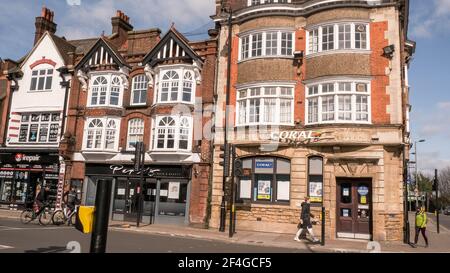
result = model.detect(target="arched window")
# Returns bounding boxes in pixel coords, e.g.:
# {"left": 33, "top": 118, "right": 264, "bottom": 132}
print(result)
{"left": 131, "top": 75, "right": 148, "bottom": 105}
{"left": 84, "top": 117, "right": 120, "bottom": 151}
{"left": 127, "top": 118, "right": 145, "bottom": 149}
{"left": 160, "top": 71, "right": 179, "bottom": 102}
{"left": 156, "top": 117, "right": 176, "bottom": 149}
{"left": 110, "top": 76, "right": 121, "bottom": 106}
{"left": 105, "top": 119, "right": 117, "bottom": 149}
{"left": 237, "top": 157, "right": 291, "bottom": 203}
{"left": 86, "top": 119, "right": 103, "bottom": 149}
{"left": 182, "top": 71, "right": 193, "bottom": 102}
{"left": 91, "top": 76, "right": 108, "bottom": 105}
{"left": 179, "top": 117, "right": 190, "bottom": 150}
{"left": 152, "top": 116, "right": 192, "bottom": 151}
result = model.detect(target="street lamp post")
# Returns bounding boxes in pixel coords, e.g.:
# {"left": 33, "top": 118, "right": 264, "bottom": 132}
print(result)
{"left": 414, "top": 139, "right": 425, "bottom": 209}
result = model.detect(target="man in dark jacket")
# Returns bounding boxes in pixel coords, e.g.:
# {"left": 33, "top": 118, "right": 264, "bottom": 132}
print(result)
{"left": 294, "top": 196, "right": 319, "bottom": 242}
{"left": 35, "top": 185, "right": 50, "bottom": 212}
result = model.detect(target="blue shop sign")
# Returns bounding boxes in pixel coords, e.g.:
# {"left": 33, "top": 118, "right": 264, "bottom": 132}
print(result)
{"left": 255, "top": 161, "right": 273, "bottom": 169}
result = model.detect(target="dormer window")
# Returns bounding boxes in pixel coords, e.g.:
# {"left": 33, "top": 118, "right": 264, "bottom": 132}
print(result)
{"left": 30, "top": 69, "right": 53, "bottom": 92}
{"left": 88, "top": 73, "right": 124, "bottom": 107}
{"left": 156, "top": 67, "right": 195, "bottom": 104}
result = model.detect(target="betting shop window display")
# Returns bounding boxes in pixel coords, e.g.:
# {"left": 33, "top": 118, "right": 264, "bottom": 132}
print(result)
{"left": 237, "top": 157, "right": 291, "bottom": 204}
{"left": 307, "top": 156, "right": 323, "bottom": 203}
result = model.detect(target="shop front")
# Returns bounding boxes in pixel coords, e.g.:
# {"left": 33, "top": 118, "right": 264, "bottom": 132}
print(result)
{"left": 84, "top": 164, "right": 192, "bottom": 226}
{"left": 0, "top": 151, "right": 60, "bottom": 209}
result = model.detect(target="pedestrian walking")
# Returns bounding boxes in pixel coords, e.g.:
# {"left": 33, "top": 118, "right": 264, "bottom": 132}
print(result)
{"left": 412, "top": 206, "right": 429, "bottom": 248}
{"left": 294, "top": 196, "right": 319, "bottom": 243}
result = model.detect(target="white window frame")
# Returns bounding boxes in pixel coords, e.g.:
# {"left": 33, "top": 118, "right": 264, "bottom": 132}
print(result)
{"left": 82, "top": 117, "right": 121, "bottom": 152}
{"left": 305, "top": 22, "right": 370, "bottom": 56}
{"left": 236, "top": 84, "right": 295, "bottom": 126}
{"left": 127, "top": 118, "right": 145, "bottom": 150}
{"left": 150, "top": 115, "right": 193, "bottom": 152}
{"left": 18, "top": 113, "right": 61, "bottom": 144}
{"left": 87, "top": 72, "right": 124, "bottom": 108}
{"left": 305, "top": 79, "right": 371, "bottom": 125}
{"left": 130, "top": 74, "right": 149, "bottom": 106}
{"left": 156, "top": 66, "right": 196, "bottom": 104}
{"left": 29, "top": 67, "right": 54, "bottom": 92}
{"left": 238, "top": 29, "right": 295, "bottom": 62}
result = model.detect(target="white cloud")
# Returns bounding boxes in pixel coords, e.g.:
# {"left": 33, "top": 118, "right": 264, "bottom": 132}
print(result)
{"left": 57, "top": 0, "right": 215, "bottom": 40}
{"left": 438, "top": 101, "right": 450, "bottom": 109}
{"left": 411, "top": 0, "right": 450, "bottom": 38}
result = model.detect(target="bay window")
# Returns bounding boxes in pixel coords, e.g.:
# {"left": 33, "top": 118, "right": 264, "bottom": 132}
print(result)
{"left": 131, "top": 74, "right": 148, "bottom": 105}
{"left": 157, "top": 67, "right": 195, "bottom": 104}
{"left": 306, "top": 80, "right": 371, "bottom": 124}
{"left": 88, "top": 73, "right": 124, "bottom": 107}
{"left": 127, "top": 118, "right": 145, "bottom": 150}
{"left": 18, "top": 113, "right": 60, "bottom": 143}
{"left": 83, "top": 117, "right": 120, "bottom": 151}
{"left": 152, "top": 116, "right": 192, "bottom": 152}
{"left": 306, "top": 22, "right": 370, "bottom": 55}
{"left": 237, "top": 85, "right": 294, "bottom": 126}
{"left": 239, "top": 30, "right": 295, "bottom": 61}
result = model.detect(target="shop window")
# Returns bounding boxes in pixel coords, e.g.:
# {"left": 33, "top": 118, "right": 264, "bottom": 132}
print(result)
{"left": 308, "top": 156, "right": 323, "bottom": 203}
{"left": 18, "top": 112, "right": 60, "bottom": 143}
{"left": 237, "top": 157, "right": 290, "bottom": 204}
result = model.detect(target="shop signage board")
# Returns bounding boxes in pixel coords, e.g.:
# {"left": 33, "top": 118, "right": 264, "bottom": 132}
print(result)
{"left": 85, "top": 164, "right": 191, "bottom": 179}
{"left": 270, "top": 130, "right": 334, "bottom": 145}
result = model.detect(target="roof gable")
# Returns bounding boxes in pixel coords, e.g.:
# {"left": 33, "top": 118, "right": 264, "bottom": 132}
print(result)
{"left": 19, "top": 32, "right": 67, "bottom": 69}
{"left": 75, "top": 37, "right": 130, "bottom": 70}
{"left": 142, "top": 28, "right": 202, "bottom": 67}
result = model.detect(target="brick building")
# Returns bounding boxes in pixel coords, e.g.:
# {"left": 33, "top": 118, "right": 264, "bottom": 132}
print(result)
{"left": 211, "top": 0, "right": 415, "bottom": 241}
{"left": 0, "top": 7, "right": 218, "bottom": 227}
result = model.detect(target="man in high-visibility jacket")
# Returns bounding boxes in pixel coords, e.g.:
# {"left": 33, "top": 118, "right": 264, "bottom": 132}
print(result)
{"left": 413, "top": 206, "right": 429, "bottom": 248}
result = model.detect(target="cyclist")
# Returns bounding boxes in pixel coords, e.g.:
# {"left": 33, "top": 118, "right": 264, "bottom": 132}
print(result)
{"left": 63, "top": 187, "right": 80, "bottom": 215}
{"left": 35, "top": 185, "right": 51, "bottom": 213}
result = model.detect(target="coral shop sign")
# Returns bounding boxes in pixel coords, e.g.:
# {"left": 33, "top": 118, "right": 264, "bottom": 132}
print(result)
{"left": 270, "top": 130, "right": 333, "bottom": 144}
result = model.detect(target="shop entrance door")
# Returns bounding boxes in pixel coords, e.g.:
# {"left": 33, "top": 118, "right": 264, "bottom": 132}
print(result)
{"left": 124, "top": 179, "right": 140, "bottom": 222}
{"left": 336, "top": 179, "right": 372, "bottom": 240}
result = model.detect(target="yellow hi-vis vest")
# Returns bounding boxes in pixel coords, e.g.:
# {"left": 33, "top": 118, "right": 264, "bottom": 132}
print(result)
{"left": 75, "top": 206, "right": 95, "bottom": 234}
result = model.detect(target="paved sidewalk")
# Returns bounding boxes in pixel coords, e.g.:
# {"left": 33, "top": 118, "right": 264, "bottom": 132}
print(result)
{"left": 2, "top": 209, "right": 449, "bottom": 253}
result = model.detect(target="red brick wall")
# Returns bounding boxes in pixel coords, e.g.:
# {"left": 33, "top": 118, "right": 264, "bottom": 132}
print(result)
{"left": 295, "top": 28, "right": 306, "bottom": 124}
{"left": 370, "top": 21, "right": 391, "bottom": 124}
{"left": 189, "top": 163, "right": 210, "bottom": 225}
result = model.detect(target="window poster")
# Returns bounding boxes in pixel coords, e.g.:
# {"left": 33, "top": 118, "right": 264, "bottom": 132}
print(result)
{"left": 160, "top": 189, "right": 168, "bottom": 197}
{"left": 19, "top": 125, "right": 28, "bottom": 142}
{"left": 257, "top": 180, "right": 271, "bottom": 200}
{"left": 309, "top": 181, "right": 323, "bottom": 203}
{"left": 239, "top": 180, "right": 252, "bottom": 199}
{"left": 29, "top": 124, "right": 38, "bottom": 142}
{"left": 276, "top": 180, "right": 290, "bottom": 201}
{"left": 168, "top": 182, "right": 180, "bottom": 199}
{"left": 49, "top": 124, "right": 59, "bottom": 142}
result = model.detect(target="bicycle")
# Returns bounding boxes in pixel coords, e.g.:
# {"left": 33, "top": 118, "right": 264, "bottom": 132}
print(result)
{"left": 20, "top": 201, "right": 53, "bottom": 226}
{"left": 52, "top": 204, "right": 79, "bottom": 226}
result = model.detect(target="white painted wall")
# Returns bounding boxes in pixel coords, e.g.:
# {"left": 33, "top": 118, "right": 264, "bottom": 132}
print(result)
{"left": 7, "top": 33, "right": 66, "bottom": 147}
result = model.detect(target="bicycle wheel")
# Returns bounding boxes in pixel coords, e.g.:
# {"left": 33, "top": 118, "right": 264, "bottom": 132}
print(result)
{"left": 52, "top": 210, "right": 65, "bottom": 226}
{"left": 39, "top": 209, "right": 52, "bottom": 226}
{"left": 20, "top": 210, "right": 34, "bottom": 224}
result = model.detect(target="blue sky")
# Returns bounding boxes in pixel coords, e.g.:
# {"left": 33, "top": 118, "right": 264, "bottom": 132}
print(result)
{"left": 0, "top": 0, "right": 449, "bottom": 173}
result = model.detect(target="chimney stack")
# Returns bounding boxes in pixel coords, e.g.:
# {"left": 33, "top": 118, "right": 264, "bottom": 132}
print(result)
{"left": 34, "top": 6, "right": 57, "bottom": 45}
{"left": 111, "top": 10, "right": 133, "bottom": 35}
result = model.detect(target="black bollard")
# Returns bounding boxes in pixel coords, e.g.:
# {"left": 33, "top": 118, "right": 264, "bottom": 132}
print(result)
{"left": 321, "top": 207, "right": 325, "bottom": 246}
{"left": 90, "top": 179, "right": 112, "bottom": 253}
